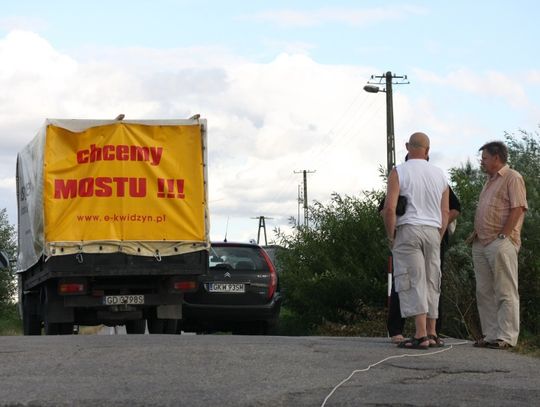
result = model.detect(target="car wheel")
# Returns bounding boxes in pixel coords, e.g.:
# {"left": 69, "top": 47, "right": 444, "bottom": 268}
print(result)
{"left": 251, "top": 321, "right": 269, "bottom": 335}
{"left": 234, "top": 322, "right": 267, "bottom": 335}
{"left": 266, "top": 319, "right": 279, "bottom": 335}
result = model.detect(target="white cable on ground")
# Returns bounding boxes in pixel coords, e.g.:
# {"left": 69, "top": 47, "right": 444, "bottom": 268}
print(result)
{"left": 321, "top": 340, "right": 470, "bottom": 407}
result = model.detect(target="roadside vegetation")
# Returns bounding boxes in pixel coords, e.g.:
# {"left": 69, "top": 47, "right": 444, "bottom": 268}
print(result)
{"left": 0, "top": 304, "right": 21, "bottom": 335}
{"left": 0, "top": 208, "right": 18, "bottom": 335}
{"left": 1, "top": 130, "right": 538, "bottom": 358}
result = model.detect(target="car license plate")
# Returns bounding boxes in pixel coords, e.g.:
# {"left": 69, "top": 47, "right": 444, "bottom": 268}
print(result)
{"left": 103, "top": 295, "right": 145, "bottom": 305}
{"left": 208, "top": 283, "right": 245, "bottom": 293}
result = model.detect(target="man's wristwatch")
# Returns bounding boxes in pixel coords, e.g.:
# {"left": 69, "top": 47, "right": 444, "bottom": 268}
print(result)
{"left": 498, "top": 233, "right": 506, "bottom": 239}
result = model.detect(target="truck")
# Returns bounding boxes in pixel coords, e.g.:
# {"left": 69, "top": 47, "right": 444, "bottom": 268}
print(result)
{"left": 16, "top": 117, "right": 209, "bottom": 335}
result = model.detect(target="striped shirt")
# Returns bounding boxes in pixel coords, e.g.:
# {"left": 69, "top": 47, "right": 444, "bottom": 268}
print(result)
{"left": 474, "top": 165, "right": 527, "bottom": 249}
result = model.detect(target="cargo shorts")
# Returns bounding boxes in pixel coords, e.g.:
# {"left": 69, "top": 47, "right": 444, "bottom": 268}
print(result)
{"left": 392, "top": 224, "right": 441, "bottom": 318}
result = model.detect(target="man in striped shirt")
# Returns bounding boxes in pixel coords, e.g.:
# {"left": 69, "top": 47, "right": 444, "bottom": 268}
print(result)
{"left": 471, "top": 141, "right": 527, "bottom": 349}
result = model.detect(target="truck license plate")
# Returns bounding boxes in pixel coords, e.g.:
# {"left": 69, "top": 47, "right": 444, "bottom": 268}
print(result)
{"left": 103, "top": 295, "right": 145, "bottom": 305}
{"left": 208, "top": 283, "right": 245, "bottom": 293}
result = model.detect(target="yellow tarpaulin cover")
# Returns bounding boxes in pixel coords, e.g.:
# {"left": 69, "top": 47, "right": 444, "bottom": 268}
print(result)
{"left": 43, "top": 123, "right": 206, "bottom": 242}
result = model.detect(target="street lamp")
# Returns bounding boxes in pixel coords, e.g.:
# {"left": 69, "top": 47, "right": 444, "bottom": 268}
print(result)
{"left": 363, "top": 85, "right": 381, "bottom": 94}
{"left": 364, "top": 71, "right": 408, "bottom": 175}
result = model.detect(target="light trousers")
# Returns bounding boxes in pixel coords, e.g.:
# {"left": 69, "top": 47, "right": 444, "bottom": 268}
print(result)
{"left": 392, "top": 225, "right": 441, "bottom": 319}
{"left": 472, "top": 238, "right": 520, "bottom": 346}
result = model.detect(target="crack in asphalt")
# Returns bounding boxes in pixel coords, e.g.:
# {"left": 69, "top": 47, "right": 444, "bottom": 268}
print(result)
{"left": 388, "top": 363, "right": 511, "bottom": 375}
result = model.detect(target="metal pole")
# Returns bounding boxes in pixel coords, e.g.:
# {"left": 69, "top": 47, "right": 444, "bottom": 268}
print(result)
{"left": 257, "top": 216, "right": 268, "bottom": 245}
{"left": 297, "top": 184, "right": 301, "bottom": 228}
{"left": 294, "top": 169, "right": 315, "bottom": 228}
{"left": 257, "top": 216, "right": 264, "bottom": 244}
{"left": 385, "top": 71, "right": 395, "bottom": 174}
{"left": 303, "top": 170, "right": 308, "bottom": 227}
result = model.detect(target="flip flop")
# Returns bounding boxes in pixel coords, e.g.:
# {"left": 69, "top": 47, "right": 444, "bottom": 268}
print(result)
{"left": 397, "top": 336, "right": 430, "bottom": 349}
{"left": 487, "top": 340, "right": 512, "bottom": 350}
{"left": 473, "top": 338, "right": 489, "bottom": 348}
{"left": 427, "top": 334, "right": 444, "bottom": 347}
{"left": 390, "top": 335, "right": 405, "bottom": 344}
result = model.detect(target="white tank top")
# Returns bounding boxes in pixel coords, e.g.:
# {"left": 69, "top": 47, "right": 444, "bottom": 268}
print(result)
{"left": 395, "top": 159, "right": 448, "bottom": 228}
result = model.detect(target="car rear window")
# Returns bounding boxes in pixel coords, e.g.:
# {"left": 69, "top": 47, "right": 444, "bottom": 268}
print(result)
{"left": 209, "top": 246, "right": 269, "bottom": 271}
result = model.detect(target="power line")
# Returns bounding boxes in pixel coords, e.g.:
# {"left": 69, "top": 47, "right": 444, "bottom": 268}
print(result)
{"left": 259, "top": 86, "right": 383, "bottom": 223}
{"left": 261, "top": 88, "right": 372, "bottom": 217}
{"left": 294, "top": 169, "right": 316, "bottom": 227}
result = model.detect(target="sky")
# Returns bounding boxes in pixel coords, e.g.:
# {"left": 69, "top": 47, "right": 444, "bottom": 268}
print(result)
{"left": 1, "top": 0, "right": 539, "bottom": 244}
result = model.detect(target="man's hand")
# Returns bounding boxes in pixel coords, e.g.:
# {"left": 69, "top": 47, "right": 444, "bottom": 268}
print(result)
{"left": 465, "top": 231, "right": 476, "bottom": 245}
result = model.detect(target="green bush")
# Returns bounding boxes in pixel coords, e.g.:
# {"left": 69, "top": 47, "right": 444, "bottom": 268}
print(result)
{"left": 276, "top": 193, "right": 388, "bottom": 327}
{"left": 0, "top": 208, "right": 17, "bottom": 318}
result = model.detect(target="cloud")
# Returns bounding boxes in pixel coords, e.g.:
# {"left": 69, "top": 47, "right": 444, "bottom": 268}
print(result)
{"left": 0, "top": 16, "right": 48, "bottom": 32}
{"left": 527, "top": 70, "right": 540, "bottom": 84}
{"left": 0, "top": 30, "right": 387, "bottom": 234}
{"left": 259, "top": 39, "right": 316, "bottom": 56}
{"left": 1, "top": 29, "right": 535, "bottom": 242}
{"left": 414, "top": 68, "right": 529, "bottom": 108}
{"left": 242, "top": 5, "right": 427, "bottom": 27}
{"left": 0, "top": 177, "right": 15, "bottom": 188}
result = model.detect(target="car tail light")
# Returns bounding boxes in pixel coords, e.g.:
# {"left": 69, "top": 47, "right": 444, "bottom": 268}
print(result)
{"left": 59, "top": 282, "right": 86, "bottom": 294}
{"left": 173, "top": 280, "right": 198, "bottom": 292}
{"left": 260, "top": 248, "right": 277, "bottom": 300}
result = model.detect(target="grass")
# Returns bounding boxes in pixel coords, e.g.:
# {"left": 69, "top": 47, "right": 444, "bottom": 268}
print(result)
{"left": 0, "top": 304, "right": 22, "bottom": 336}
{"left": 513, "top": 331, "right": 540, "bottom": 357}
{"left": 277, "top": 306, "right": 540, "bottom": 358}
{"left": 274, "top": 307, "right": 315, "bottom": 336}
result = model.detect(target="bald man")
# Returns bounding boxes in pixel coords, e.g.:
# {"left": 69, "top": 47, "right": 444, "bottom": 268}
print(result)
{"left": 383, "top": 132, "right": 449, "bottom": 349}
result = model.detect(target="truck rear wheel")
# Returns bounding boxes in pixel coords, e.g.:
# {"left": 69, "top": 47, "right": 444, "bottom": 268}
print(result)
{"left": 163, "top": 319, "right": 178, "bottom": 334}
{"left": 147, "top": 317, "right": 178, "bottom": 334}
{"left": 125, "top": 319, "right": 146, "bottom": 334}
{"left": 22, "top": 294, "right": 42, "bottom": 335}
{"left": 147, "top": 317, "right": 164, "bottom": 334}
{"left": 42, "top": 285, "right": 73, "bottom": 335}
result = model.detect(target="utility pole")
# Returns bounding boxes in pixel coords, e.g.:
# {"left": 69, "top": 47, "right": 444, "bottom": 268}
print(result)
{"left": 294, "top": 170, "right": 315, "bottom": 227}
{"left": 364, "top": 71, "right": 409, "bottom": 174}
{"left": 364, "top": 72, "right": 409, "bottom": 311}
{"left": 297, "top": 184, "right": 302, "bottom": 228}
{"left": 251, "top": 216, "right": 273, "bottom": 245}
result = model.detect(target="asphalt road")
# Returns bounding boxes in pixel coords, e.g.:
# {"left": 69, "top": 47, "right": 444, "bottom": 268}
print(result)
{"left": 0, "top": 334, "right": 538, "bottom": 406}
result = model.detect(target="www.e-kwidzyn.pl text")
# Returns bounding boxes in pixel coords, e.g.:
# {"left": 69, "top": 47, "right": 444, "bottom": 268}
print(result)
{"left": 76, "top": 213, "right": 167, "bottom": 223}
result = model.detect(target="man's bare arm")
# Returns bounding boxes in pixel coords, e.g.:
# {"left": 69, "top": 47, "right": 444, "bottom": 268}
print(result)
{"left": 448, "top": 208, "right": 460, "bottom": 224}
{"left": 383, "top": 169, "right": 400, "bottom": 246}
{"left": 439, "top": 186, "right": 450, "bottom": 241}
